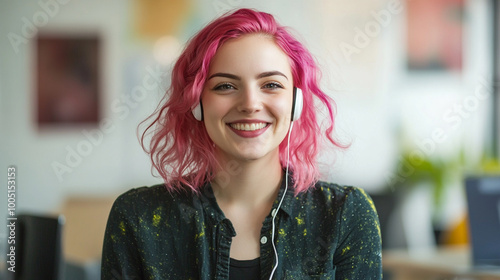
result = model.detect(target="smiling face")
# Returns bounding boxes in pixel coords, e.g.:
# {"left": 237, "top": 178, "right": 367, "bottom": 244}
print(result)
{"left": 201, "top": 34, "right": 294, "bottom": 163}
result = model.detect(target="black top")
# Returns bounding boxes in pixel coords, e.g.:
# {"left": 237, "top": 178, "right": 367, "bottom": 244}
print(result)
{"left": 101, "top": 174, "right": 382, "bottom": 279}
{"left": 229, "top": 258, "right": 260, "bottom": 280}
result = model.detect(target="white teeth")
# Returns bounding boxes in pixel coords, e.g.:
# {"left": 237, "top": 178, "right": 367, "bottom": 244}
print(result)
{"left": 229, "top": 123, "right": 267, "bottom": 131}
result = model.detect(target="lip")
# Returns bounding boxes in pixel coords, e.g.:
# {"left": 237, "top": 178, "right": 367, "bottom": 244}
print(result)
{"left": 226, "top": 119, "right": 271, "bottom": 138}
{"left": 227, "top": 119, "right": 271, "bottom": 124}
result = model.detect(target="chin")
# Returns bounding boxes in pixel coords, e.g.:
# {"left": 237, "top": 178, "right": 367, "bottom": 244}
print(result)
{"left": 234, "top": 148, "right": 278, "bottom": 162}
{"left": 234, "top": 153, "right": 267, "bottom": 162}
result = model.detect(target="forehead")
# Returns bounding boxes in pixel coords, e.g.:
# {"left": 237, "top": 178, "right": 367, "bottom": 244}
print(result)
{"left": 208, "top": 34, "right": 292, "bottom": 76}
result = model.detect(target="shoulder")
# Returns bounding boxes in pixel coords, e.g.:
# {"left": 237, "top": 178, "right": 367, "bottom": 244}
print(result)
{"left": 112, "top": 184, "right": 167, "bottom": 209}
{"left": 109, "top": 184, "right": 198, "bottom": 219}
{"left": 309, "top": 181, "right": 381, "bottom": 241}
{"left": 302, "top": 181, "right": 375, "bottom": 210}
{"left": 297, "top": 181, "right": 379, "bottom": 229}
{"left": 312, "top": 181, "right": 380, "bottom": 237}
{"left": 311, "top": 183, "right": 382, "bottom": 277}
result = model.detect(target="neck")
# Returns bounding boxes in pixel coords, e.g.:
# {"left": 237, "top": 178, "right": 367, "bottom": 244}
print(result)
{"left": 211, "top": 151, "right": 283, "bottom": 208}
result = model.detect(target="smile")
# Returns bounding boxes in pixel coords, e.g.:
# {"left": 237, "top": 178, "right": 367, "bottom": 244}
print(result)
{"left": 229, "top": 122, "right": 268, "bottom": 131}
{"left": 227, "top": 121, "right": 270, "bottom": 138}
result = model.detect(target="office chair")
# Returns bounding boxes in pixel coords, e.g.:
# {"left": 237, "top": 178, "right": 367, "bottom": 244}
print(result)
{"left": 14, "top": 214, "right": 65, "bottom": 280}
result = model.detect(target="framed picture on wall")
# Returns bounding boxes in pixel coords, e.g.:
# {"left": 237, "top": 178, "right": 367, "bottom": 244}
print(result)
{"left": 406, "top": 0, "right": 464, "bottom": 72}
{"left": 36, "top": 34, "right": 100, "bottom": 127}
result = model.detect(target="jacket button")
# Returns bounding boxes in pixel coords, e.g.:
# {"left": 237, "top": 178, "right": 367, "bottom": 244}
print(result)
{"left": 260, "top": 236, "right": 268, "bottom": 244}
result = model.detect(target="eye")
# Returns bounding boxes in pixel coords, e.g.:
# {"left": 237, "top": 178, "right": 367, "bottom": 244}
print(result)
{"left": 262, "top": 82, "right": 284, "bottom": 90}
{"left": 213, "top": 82, "right": 236, "bottom": 91}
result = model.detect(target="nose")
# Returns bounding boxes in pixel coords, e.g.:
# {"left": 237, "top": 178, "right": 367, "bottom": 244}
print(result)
{"left": 237, "top": 87, "right": 263, "bottom": 114}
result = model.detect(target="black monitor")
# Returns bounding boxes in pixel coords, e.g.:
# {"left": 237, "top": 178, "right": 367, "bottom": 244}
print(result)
{"left": 466, "top": 176, "right": 500, "bottom": 268}
{"left": 12, "top": 214, "right": 65, "bottom": 280}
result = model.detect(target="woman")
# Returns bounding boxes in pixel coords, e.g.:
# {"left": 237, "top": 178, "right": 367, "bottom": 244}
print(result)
{"left": 102, "top": 8, "right": 382, "bottom": 280}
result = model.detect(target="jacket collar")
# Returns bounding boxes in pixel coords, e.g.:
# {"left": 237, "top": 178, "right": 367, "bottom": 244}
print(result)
{"left": 199, "top": 170, "right": 295, "bottom": 222}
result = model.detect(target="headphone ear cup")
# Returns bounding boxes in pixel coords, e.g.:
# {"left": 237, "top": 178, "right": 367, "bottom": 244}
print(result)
{"left": 192, "top": 103, "right": 203, "bottom": 121}
{"left": 292, "top": 87, "right": 303, "bottom": 121}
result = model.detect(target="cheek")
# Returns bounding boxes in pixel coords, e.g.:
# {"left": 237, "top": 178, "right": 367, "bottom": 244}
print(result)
{"left": 203, "top": 114, "right": 223, "bottom": 145}
{"left": 272, "top": 96, "right": 294, "bottom": 122}
{"left": 203, "top": 99, "right": 228, "bottom": 123}
{"left": 202, "top": 92, "right": 222, "bottom": 117}
{"left": 201, "top": 95, "right": 230, "bottom": 140}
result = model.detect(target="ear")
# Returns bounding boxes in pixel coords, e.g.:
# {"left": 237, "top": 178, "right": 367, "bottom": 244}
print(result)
{"left": 291, "top": 87, "right": 303, "bottom": 121}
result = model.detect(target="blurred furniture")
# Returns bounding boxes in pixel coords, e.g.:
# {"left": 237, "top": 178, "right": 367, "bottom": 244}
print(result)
{"left": 63, "top": 260, "right": 101, "bottom": 280}
{"left": 13, "top": 214, "right": 65, "bottom": 280}
{"left": 439, "top": 214, "right": 469, "bottom": 246}
{"left": 58, "top": 196, "right": 115, "bottom": 280}
{"left": 383, "top": 246, "right": 500, "bottom": 280}
{"left": 59, "top": 197, "right": 114, "bottom": 263}
{"left": 369, "top": 192, "right": 398, "bottom": 249}
{"left": 371, "top": 186, "right": 436, "bottom": 250}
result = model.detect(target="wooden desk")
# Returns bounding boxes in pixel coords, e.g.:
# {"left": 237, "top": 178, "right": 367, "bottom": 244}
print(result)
{"left": 383, "top": 246, "right": 500, "bottom": 280}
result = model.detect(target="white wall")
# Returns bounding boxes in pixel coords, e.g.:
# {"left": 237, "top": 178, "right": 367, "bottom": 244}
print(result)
{"left": 0, "top": 0, "right": 163, "bottom": 243}
{"left": 0, "top": 0, "right": 493, "bottom": 239}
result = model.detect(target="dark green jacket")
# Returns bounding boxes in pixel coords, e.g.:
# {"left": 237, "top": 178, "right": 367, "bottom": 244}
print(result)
{"left": 101, "top": 176, "right": 382, "bottom": 279}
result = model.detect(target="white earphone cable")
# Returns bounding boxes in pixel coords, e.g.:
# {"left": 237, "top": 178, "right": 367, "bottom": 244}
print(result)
{"left": 268, "top": 121, "right": 293, "bottom": 279}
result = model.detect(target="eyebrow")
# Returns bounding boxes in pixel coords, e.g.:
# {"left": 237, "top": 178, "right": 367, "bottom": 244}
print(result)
{"left": 207, "top": 71, "right": 288, "bottom": 81}
{"left": 207, "top": 72, "right": 240, "bottom": 80}
{"left": 257, "top": 71, "right": 288, "bottom": 80}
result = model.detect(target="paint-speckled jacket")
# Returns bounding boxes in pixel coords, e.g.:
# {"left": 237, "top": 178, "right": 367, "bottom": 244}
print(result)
{"left": 101, "top": 175, "right": 382, "bottom": 280}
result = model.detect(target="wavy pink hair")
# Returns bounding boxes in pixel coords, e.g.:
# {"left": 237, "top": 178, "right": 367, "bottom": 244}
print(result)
{"left": 141, "top": 8, "right": 343, "bottom": 194}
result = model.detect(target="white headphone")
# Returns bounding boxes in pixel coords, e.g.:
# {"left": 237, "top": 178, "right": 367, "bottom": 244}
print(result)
{"left": 290, "top": 87, "right": 303, "bottom": 122}
{"left": 192, "top": 87, "right": 304, "bottom": 121}
{"left": 192, "top": 100, "right": 204, "bottom": 121}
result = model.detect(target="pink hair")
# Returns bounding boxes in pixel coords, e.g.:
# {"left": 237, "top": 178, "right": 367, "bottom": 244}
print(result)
{"left": 141, "top": 8, "right": 343, "bottom": 194}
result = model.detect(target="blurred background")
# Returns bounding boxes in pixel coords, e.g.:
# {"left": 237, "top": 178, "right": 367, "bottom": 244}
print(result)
{"left": 0, "top": 0, "right": 499, "bottom": 279}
